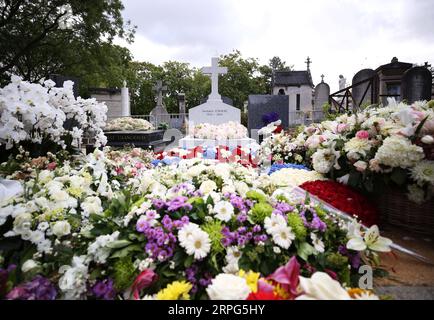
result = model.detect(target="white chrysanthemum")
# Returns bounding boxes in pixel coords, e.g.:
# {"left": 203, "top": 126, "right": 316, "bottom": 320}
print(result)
{"left": 206, "top": 274, "right": 251, "bottom": 300}
{"left": 374, "top": 136, "right": 424, "bottom": 168}
{"left": 270, "top": 224, "right": 295, "bottom": 249}
{"left": 213, "top": 201, "right": 234, "bottom": 222}
{"left": 264, "top": 213, "right": 287, "bottom": 234}
{"left": 178, "top": 223, "right": 201, "bottom": 247}
{"left": 410, "top": 160, "right": 434, "bottom": 186}
{"left": 182, "top": 229, "right": 211, "bottom": 260}
{"left": 58, "top": 255, "right": 89, "bottom": 300}
{"left": 344, "top": 137, "right": 372, "bottom": 160}
{"left": 269, "top": 168, "right": 325, "bottom": 187}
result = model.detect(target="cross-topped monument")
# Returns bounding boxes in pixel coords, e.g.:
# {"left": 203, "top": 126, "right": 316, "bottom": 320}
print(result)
{"left": 153, "top": 80, "right": 167, "bottom": 107}
{"left": 305, "top": 56, "right": 312, "bottom": 71}
{"left": 320, "top": 74, "right": 325, "bottom": 82}
{"left": 201, "top": 57, "right": 228, "bottom": 101}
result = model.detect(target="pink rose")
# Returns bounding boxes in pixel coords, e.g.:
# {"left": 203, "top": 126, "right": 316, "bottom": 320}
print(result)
{"left": 47, "top": 162, "right": 57, "bottom": 171}
{"left": 356, "top": 130, "right": 369, "bottom": 139}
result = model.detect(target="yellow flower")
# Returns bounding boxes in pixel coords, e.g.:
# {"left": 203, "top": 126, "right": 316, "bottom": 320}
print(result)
{"left": 238, "top": 270, "right": 260, "bottom": 293}
{"left": 67, "top": 187, "right": 82, "bottom": 197}
{"left": 156, "top": 281, "right": 192, "bottom": 300}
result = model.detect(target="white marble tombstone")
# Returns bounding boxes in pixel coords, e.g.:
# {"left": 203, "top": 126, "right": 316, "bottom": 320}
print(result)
{"left": 179, "top": 57, "right": 255, "bottom": 149}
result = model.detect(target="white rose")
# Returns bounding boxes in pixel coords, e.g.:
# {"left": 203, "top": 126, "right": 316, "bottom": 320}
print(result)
{"left": 52, "top": 220, "right": 71, "bottom": 238}
{"left": 234, "top": 181, "right": 249, "bottom": 197}
{"left": 81, "top": 196, "right": 103, "bottom": 216}
{"left": 353, "top": 160, "right": 368, "bottom": 172}
{"left": 200, "top": 180, "right": 217, "bottom": 195}
{"left": 421, "top": 135, "right": 434, "bottom": 144}
{"left": 22, "top": 259, "right": 39, "bottom": 273}
{"left": 206, "top": 274, "right": 251, "bottom": 300}
{"left": 13, "top": 212, "right": 33, "bottom": 233}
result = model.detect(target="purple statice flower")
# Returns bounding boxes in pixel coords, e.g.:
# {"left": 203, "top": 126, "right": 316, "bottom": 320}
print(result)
{"left": 228, "top": 194, "right": 248, "bottom": 213}
{"left": 252, "top": 225, "right": 262, "bottom": 233}
{"left": 152, "top": 198, "right": 166, "bottom": 210}
{"left": 162, "top": 215, "right": 173, "bottom": 230}
{"left": 136, "top": 218, "right": 150, "bottom": 233}
{"left": 92, "top": 278, "right": 116, "bottom": 300}
{"left": 254, "top": 234, "right": 268, "bottom": 244}
{"left": 167, "top": 196, "right": 192, "bottom": 212}
{"left": 6, "top": 276, "right": 57, "bottom": 300}
{"left": 338, "top": 245, "right": 361, "bottom": 269}
{"left": 300, "top": 210, "right": 327, "bottom": 232}
{"left": 236, "top": 212, "right": 247, "bottom": 223}
{"left": 272, "top": 209, "right": 284, "bottom": 216}
{"left": 274, "top": 202, "right": 294, "bottom": 214}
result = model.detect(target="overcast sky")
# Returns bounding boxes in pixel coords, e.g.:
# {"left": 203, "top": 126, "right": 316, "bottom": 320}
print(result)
{"left": 116, "top": 0, "right": 434, "bottom": 92}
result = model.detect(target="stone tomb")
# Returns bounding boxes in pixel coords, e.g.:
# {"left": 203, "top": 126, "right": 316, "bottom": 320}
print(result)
{"left": 105, "top": 130, "right": 167, "bottom": 152}
{"left": 179, "top": 57, "right": 256, "bottom": 149}
{"left": 401, "top": 66, "right": 432, "bottom": 104}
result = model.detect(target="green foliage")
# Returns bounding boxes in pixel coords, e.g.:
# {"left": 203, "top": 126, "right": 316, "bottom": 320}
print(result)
{"left": 250, "top": 202, "right": 273, "bottom": 224}
{"left": 202, "top": 220, "right": 224, "bottom": 253}
{"left": 287, "top": 213, "right": 307, "bottom": 240}
{"left": 0, "top": 0, "right": 135, "bottom": 85}
{"left": 322, "top": 103, "right": 339, "bottom": 121}
{"left": 245, "top": 190, "right": 267, "bottom": 203}
{"left": 112, "top": 257, "right": 138, "bottom": 291}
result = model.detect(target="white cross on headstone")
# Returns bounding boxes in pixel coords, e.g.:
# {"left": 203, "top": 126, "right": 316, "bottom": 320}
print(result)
{"left": 153, "top": 80, "right": 167, "bottom": 107}
{"left": 201, "top": 57, "right": 227, "bottom": 101}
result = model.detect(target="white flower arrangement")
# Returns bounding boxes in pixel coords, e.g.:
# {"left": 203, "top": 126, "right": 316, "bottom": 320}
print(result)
{"left": 191, "top": 121, "right": 248, "bottom": 140}
{"left": 105, "top": 117, "right": 154, "bottom": 131}
{"left": 0, "top": 76, "right": 107, "bottom": 150}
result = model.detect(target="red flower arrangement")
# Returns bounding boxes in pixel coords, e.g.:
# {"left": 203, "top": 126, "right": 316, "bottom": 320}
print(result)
{"left": 299, "top": 180, "right": 379, "bottom": 227}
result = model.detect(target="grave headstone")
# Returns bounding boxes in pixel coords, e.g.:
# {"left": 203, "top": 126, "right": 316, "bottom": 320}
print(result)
{"left": 352, "top": 69, "right": 376, "bottom": 107}
{"left": 179, "top": 57, "right": 254, "bottom": 149}
{"left": 247, "top": 95, "right": 289, "bottom": 132}
{"left": 201, "top": 95, "right": 233, "bottom": 106}
{"left": 314, "top": 75, "right": 330, "bottom": 110}
{"left": 150, "top": 80, "right": 170, "bottom": 126}
{"left": 188, "top": 58, "right": 240, "bottom": 126}
{"left": 401, "top": 66, "right": 432, "bottom": 104}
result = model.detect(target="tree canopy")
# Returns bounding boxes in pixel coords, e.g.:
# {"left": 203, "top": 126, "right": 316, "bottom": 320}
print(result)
{"left": 0, "top": 1, "right": 294, "bottom": 116}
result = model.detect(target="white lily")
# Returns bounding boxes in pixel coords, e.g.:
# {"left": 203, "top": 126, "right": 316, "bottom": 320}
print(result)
{"left": 296, "top": 272, "right": 351, "bottom": 300}
{"left": 346, "top": 225, "right": 392, "bottom": 252}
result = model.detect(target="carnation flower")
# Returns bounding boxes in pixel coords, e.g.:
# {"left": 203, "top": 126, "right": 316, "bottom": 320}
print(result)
{"left": 206, "top": 274, "right": 251, "bottom": 300}
{"left": 410, "top": 160, "right": 434, "bottom": 186}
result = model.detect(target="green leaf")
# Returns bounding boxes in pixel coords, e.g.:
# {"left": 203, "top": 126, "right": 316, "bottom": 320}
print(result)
{"left": 297, "top": 242, "right": 315, "bottom": 261}
{"left": 110, "top": 244, "right": 143, "bottom": 259}
{"left": 183, "top": 255, "right": 194, "bottom": 268}
{"left": 106, "top": 239, "right": 132, "bottom": 249}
